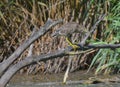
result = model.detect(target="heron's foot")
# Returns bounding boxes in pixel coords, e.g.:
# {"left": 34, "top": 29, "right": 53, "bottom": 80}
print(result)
{"left": 62, "top": 81, "right": 66, "bottom": 85}
{"left": 66, "top": 37, "right": 79, "bottom": 50}
{"left": 71, "top": 44, "right": 79, "bottom": 51}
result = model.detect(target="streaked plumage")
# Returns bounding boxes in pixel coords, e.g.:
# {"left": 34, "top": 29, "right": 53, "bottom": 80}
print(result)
{"left": 52, "top": 22, "right": 86, "bottom": 37}
{"left": 52, "top": 22, "right": 87, "bottom": 49}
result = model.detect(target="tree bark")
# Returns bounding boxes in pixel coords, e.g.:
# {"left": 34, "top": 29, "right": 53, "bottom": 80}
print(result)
{"left": 0, "top": 18, "right": 63, "bottom": 77}
{"left": 0, "top": 18, "right": 63, "bottom": 87}
{"left": 0, "top": 49, "right": 67, "bottom": 87}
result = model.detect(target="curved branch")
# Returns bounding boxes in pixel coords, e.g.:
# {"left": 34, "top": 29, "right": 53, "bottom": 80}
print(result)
{"left": 1, "top": 42, "right": 120, "bottom": 86}
{"left": 0, "top": 49, "right": 67, "bottom": 87}
{"left": 0, "top": 18, "right": 63, "bottom": 77}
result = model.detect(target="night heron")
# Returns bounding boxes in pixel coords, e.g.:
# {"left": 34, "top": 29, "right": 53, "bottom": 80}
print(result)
{"left": 52, "top": 22, "right": 87, "bottom": 84}
{"left": 52, "top": 22, "right": 87, "bottom": 50}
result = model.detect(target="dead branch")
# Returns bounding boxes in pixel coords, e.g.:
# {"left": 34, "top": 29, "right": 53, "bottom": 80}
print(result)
{"left": 0, "top": 49, "right": 67, "bottom": 87}
{"left": 1, "top": 41, "right": 120, "bottom": 86}
{"left": 0, "top": 18, "right": 63, "bottom": 77}
{"left": 85, "top": 44, "right": 120, "bottom": 49}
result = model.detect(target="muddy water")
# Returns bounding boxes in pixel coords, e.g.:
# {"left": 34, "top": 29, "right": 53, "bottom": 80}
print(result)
{"left": 8, "top": 70, "right": 120, "bottom": 87}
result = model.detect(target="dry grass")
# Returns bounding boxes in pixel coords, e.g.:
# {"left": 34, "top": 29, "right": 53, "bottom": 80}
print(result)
{"left": 0, "top": 0, "right": 112, "bottom": 74}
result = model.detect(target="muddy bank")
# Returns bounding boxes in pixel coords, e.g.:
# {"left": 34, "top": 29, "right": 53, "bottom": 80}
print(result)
{"left": 10, "top": 70, "right": 95, "bottom": 84}
{"left": 9, "top": 70, "right": 120, "bottom": 86}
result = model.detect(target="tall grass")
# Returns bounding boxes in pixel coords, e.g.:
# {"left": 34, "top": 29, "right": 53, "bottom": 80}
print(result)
{"left": 88, "top": 0, "right": 120, "bottom": 74}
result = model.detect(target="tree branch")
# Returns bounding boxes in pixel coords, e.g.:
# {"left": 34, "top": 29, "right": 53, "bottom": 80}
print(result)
{"left": 1, "top": 41, "right": 120, "bottom": 86}
{"left": 0, "top": 49, "right": 67, "bottom": 87}
{"left": 1, "top": 42, "right": 120, "bottom": 86}
{"left": 69, "top": 43, "right": 120, "bottom": 51}
{"left": 86, "top": 44, "right": 120, "bottom": 49}
{"left": 0, "top": 18, "right": 63, "bottom": 77}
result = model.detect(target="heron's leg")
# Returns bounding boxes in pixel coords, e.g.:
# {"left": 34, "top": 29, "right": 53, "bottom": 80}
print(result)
{"left": 63, "top": 37, "right": 79, "bottom": 84}
{"left": 63, "top": 56, "right": 72, "bottom": 84}
{"left": 66, "top": 37, "right": 79, "bottom": 50}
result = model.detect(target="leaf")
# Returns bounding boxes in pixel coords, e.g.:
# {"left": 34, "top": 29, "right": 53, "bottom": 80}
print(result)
{"left": 38, "top": 2, "right": 48, "bottom": 8}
